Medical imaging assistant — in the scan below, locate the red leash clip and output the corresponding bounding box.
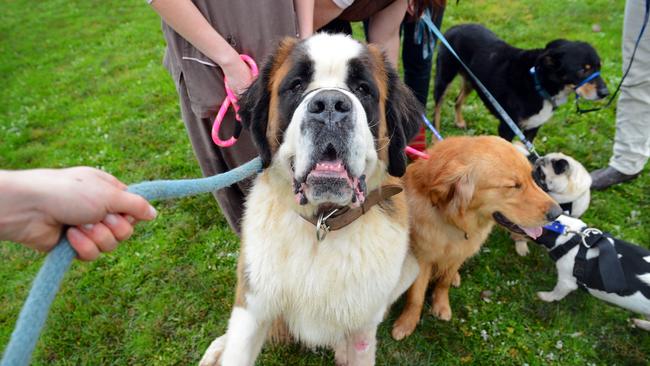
[211,54,259,147]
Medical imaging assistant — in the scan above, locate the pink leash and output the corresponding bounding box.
[211,54,259,147]
[405,146,429,159]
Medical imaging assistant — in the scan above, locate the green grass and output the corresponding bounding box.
[1,0,648,364]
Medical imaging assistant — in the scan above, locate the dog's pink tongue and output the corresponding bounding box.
[522,226,543,239]
[310,160,348,179]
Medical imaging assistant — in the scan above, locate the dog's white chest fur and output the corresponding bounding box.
[242,174,409,346]
[520,100,553,130]
[521,88,571,130]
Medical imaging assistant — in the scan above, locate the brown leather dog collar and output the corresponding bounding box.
[299,184,403,241]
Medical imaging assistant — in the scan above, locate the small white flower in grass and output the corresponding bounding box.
[555,340,563,350]
[480,329,489,341]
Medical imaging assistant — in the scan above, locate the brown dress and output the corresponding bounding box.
[160,0,297,234]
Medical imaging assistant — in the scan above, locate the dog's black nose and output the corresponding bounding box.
[546,204,563,221]
[307,90,352,125]
[597,86,610,98]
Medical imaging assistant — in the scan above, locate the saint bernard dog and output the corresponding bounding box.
[199,33,423,366]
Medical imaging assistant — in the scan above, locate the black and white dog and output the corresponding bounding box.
[433,23,609,141]
[531,215,650,330]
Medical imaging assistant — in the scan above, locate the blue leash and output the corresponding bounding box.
[421,16,540,160]
[0,157,263,366]
[422,114,443,141]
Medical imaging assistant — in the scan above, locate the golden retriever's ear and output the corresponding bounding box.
[447,172,475,218]
[429,166,475,234]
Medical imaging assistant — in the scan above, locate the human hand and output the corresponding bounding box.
[0,167,157,260]
[220,52,255,96]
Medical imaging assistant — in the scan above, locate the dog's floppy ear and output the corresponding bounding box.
[429,163,476,234]
[545,39,570,50]
[239,58,273,167]
[384,61,423,177]
[551,158,570,175]
[239,38,297,168]
[541,39,569,71]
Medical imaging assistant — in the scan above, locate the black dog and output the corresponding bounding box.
[433,23,609,141]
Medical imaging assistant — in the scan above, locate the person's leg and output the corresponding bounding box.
[402,18,428,153]
[402,21,431,105]
[178,75,255,234]
[402,8,444,153]
[402,8,444,106]
[592,0,650,189]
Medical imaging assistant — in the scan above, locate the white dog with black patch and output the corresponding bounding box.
[532,153,591,217]
[199,34,422,366]
[531,215,650,331]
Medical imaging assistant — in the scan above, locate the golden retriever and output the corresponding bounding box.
[391,135,562,340]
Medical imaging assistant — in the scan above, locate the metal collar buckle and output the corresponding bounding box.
[579,228,603,248]
[316,208,339,242]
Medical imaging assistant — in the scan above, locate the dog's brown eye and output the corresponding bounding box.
[290,79,303,92]
[356,83,369,95]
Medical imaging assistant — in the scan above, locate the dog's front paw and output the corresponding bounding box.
[199,335,227,366]
[431,301,452,321]
[537,291,557,302]
[515,241,530,256]
[391,314,419,341]
[452,272,461,288]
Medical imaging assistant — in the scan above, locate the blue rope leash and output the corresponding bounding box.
[0,157,262,366]
[422,114,443,141]
[420,16,540,160]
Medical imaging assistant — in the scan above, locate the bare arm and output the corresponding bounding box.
[295,0,315,38]
[312,0,408,67]
[313,0,345,30]
[367,0,408,67]
[149,0,253,94]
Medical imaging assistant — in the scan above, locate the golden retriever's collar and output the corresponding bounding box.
[300,184,402,241]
